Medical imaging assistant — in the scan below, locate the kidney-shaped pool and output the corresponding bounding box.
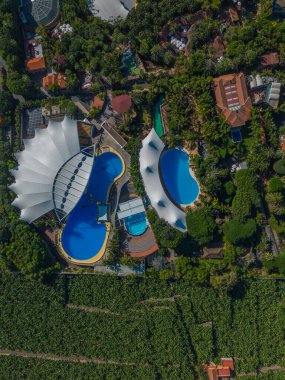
[61,151,124,263]
[160,148,199,207]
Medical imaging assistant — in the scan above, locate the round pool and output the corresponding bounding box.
[124,212,147,236]
[61,152,124,262]
[160,148,199,206]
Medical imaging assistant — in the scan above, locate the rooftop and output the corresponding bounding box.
[117,197,145,220]
[93,96,104,110]
[206,358,235,380]
[20,0,60,29]
[42,73,66,89]
[10,116,92,223]
[213,73,252,128]
[139,129,187,232]
[22,106,45,139]
[111,94,132,114]
[87,0,136,21]
[25,56,46,72]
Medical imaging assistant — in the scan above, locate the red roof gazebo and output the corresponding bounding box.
[111,94,132,114]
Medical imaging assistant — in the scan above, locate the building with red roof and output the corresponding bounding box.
[213,73,252,128]
[92,95,104,110]
[206,358,235,380]
[228,7,240,23]
[42,73,66,90]
[111,94,132,114]
[25,56,46,73]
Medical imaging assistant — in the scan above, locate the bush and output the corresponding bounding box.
[225,181,235,197]
[223,218,257,245]
[267,176,284,193]
[273,160,285,175]
[186,208,216,245]
[264,253,285,275]
[232,169,260,221]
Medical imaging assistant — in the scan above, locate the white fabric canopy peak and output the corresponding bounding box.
[139,129,187,232]
[10,116,93,223]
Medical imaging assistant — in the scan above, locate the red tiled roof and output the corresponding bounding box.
[208,366,219,380]
[42,73,66,89]
[221,358,234,371]
[92,96,104,109]
[213,73,252,127]
[111,94,132,113]
[25,57,46,72]
[261,52,279,66]
[217,367,231,377]
[229,6,239,21]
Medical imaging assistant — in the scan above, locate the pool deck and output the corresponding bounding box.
[121,227,158,258]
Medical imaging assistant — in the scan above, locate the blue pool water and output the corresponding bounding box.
[125,212,147,236]
[61,152,123,261]
[160,148,199,206]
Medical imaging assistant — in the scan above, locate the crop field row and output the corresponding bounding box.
[1,274,285,379]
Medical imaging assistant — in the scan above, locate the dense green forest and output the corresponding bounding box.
[0,273,285,379]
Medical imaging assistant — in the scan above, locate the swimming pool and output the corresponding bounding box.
[153,96,164,137]
[61,151,124,263]
[160,148,199,206]
[124,212,147,236]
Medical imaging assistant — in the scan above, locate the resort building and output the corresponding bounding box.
[19,0,60,30]
[213,73,252,129]
[42,73,67,90]
[10,116,93,223]
[22,106,45,139]
[10,115,127,265]
[206,358,235,380]
[87,0,136,21]
[139,129,187,232]
[25,56,46,73]
[24,38,46,73]
[92,95,105,111]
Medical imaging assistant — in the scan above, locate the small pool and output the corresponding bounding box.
[124,212,147,236]
[153,96,164,137]
[160,148,199,206]
[61,152,124,262]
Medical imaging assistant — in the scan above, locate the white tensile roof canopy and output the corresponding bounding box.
[88,0,136,21]
[10,116,94,223]
[139,129,187,232]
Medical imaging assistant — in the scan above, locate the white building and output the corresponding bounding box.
[10,116,94,223]
[139,129,187,232]
[87,0,136,21]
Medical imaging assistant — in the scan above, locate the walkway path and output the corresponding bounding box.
[0,349,152,367]
[238,364,285,377]
[66,303,121,316]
